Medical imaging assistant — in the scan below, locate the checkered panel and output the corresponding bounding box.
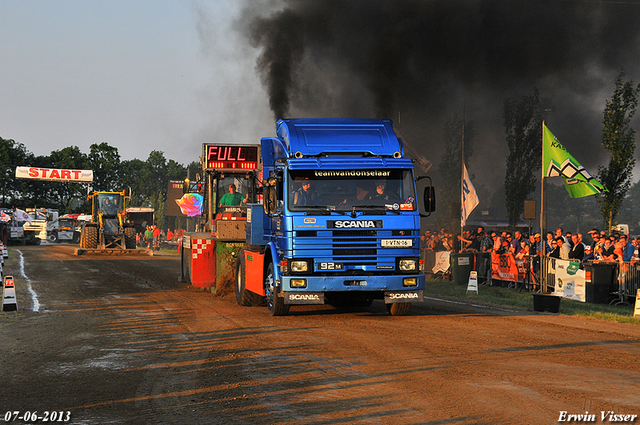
[192,238,213,259]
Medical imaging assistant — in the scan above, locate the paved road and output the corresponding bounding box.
[1,244,640,424]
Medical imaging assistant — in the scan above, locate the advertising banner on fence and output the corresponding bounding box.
[553,259,586,302]
[491,253,518,282]
[15,167,93,183]
[433,251,450,274]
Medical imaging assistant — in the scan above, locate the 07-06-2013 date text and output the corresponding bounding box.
[4,411,71,422]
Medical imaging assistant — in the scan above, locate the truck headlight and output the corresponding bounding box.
[399,259,417,271]
[290,260,309,273]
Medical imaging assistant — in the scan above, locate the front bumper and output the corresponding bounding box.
[280,273,425,305]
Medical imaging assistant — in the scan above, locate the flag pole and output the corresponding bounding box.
[540,121,546,292]
[460,99,465,251]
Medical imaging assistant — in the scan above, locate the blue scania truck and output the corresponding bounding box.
[234,118,435,316]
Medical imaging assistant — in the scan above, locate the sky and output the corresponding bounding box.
[3,0,640,197]
[0,0,274,166]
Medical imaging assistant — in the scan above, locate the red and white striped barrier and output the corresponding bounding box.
[3,275,17,312]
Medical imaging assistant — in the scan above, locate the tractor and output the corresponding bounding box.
[79,191,136,250]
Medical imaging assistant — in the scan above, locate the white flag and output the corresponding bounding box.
[461,164,479,227]
[14,209,32,223]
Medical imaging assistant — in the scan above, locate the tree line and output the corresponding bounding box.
[0,140,199,229]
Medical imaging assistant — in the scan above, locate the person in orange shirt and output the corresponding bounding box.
[152,225,161,250]
[166,228,174,242]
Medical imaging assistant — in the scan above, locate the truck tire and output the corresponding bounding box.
[235,250,265,307]
[386,302,411,316]
[265,262,289,316]
[49,232,58,243]
[72,232,81,244]
[82,226,98,249]
[124,226,136,249]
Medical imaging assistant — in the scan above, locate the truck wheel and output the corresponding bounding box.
[49,232,58,243]
[235,253,247,305]
[72,232,81,244]
[265,262,289,316]
[82,226,98,249]
[124,226,136,249]
[386,302,411,316]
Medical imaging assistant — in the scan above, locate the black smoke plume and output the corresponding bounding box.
[242,0,640,186]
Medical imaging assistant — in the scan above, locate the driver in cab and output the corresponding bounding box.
[102,197,118,216]
[291,178,316,206]
[367,180,391,201]
[219,184,245,206]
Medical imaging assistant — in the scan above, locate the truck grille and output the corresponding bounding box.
[333,248,377,256]
[331,230,377,257]
[291,228,412,271]
[333,230,377,237]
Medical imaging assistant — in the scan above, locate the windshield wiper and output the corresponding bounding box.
[297,205,333,214]
[352,204,402,214]
[353,204,388,210]
[349,205,388,215]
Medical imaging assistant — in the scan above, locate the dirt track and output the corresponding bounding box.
[1,244,640,424]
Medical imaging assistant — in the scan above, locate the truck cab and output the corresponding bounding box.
[239,118,434,316]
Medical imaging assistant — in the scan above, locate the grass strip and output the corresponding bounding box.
[425,278,640,324]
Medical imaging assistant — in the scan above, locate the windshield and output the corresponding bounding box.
[216,175,252,212]
[97,194,122,217]
[287,169,416,212]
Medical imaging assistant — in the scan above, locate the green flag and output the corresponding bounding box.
[543,123,605,198]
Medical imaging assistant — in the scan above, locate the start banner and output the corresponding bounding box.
[16,167,93,182]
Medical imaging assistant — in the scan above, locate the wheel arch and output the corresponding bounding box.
[263,242,282,287]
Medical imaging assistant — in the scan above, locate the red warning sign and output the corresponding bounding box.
[4,276,14,288]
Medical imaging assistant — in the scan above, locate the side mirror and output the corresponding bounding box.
[423,186,436,215]
[264,187,278,215]
[416,176,436,217]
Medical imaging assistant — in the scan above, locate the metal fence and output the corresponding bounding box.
[422,250,639,304]
[615,261,640,304]
[541,256,639,304]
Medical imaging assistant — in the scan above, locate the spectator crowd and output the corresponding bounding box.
[421,226,640,267]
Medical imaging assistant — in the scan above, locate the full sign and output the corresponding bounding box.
[16,167,94,183]
[203,144,259,171]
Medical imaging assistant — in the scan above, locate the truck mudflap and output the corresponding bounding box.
[283,292,325,305]
[384,290,423,303]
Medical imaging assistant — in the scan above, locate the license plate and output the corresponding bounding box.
[381,239,412,247]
